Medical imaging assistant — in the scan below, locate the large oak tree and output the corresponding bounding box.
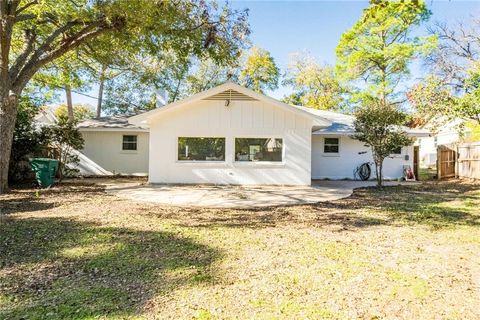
[0,0,249,192]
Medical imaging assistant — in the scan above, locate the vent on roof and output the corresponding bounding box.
[203,89,257,101]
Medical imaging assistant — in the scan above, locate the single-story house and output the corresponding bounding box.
[129,82,429,185]
[77,116,149,175]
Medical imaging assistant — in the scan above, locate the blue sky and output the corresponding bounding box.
[70,0,480,106]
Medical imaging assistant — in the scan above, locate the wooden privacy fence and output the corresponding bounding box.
[437,142,480,180]
[458,142,480,179]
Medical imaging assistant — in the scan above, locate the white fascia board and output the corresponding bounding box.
[406,131,431,137]
[313,131,354,136]
[313,129,431,137]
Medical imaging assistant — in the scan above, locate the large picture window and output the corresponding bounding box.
[235,138,283,162]
[178,137,225,161]
[323,137,339,153]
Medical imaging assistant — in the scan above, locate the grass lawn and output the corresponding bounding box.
[1,180,479,319]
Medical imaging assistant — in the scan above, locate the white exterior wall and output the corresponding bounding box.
[80,130,149,175]
[417,118,466,167]
[312,135,414,180]
[418,132,460,167]
[148,99,313,185]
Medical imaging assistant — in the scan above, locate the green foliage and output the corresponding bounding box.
[465,122,480,142]
[13,1,249,66]
[336,0,436,103]
[148,47,278,102]
[407,75,455,129]
[43,120,85,181]
[456,62,480,124]
[102,72,157,115]
[33,52,90,93]
[54,104,95,123]
[352,98,413,186]
[239,47,280,93]
[11,0,250,111]
[283,52,346,111]
[408,67,480,128]
[9,99,86,183]
[183,58,238,98]
[9,98,48,182]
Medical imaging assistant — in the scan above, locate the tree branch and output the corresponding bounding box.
[27,19,84,64]
[0,0,21,87]
[14,13,36,22]
[15,0,38,15]
[13,21,114,91]
[9,28,36,80]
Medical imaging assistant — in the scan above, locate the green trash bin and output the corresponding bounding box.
[30,158,59,188]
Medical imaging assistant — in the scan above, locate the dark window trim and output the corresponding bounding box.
[234,137,284,162]
[122,135,137,151]
[391,146,402,155]
[177,137,226,162]
[323,137,339,153]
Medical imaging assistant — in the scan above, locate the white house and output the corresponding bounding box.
[77,116,149,175]
[129,82,428,185]
[417,118,471,167]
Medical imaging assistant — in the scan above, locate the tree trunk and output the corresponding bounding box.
[96,65,107,118]
[377,161,383,188]
[0,93,19,193]
[374,161,380,187]
[372,151,384,188]
[65,85,74,123]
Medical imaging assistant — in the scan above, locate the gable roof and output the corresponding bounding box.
[129,82,332,127]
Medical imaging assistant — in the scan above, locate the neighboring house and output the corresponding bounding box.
[34,107,57,127]
[417,118,470,168]
[129,82,428,185]
[77,116,149,175]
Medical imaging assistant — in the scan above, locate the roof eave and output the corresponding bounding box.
[78,127,149,132]
[407,131,431,138]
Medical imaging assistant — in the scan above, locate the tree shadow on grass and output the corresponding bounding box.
[166,182,480,231]
[1,183,106,215]
[338,183,480,229]
[0,217,220,319]
[0,196,54,214]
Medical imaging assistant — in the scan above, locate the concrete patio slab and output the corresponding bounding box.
[102,179,417,209]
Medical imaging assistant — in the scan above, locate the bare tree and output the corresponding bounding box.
[426,19,480,93]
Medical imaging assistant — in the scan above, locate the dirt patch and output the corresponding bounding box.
[1,180,479,319]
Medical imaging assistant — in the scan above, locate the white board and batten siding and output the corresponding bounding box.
[148,99,313,185]
[311,135,414,180]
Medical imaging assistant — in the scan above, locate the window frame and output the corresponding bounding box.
[323,137,340,155]
[233,137,285,164]
[176,136,226,163]
[122,135,138,151]
[390,146,402,156]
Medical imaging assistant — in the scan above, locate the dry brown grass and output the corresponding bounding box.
[1,180,479,319]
